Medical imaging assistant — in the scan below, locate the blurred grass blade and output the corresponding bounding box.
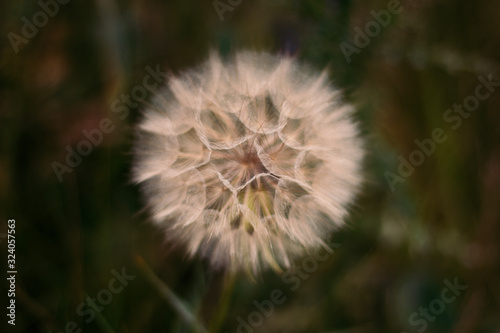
[85,292,116,333]
[134,255,207,333]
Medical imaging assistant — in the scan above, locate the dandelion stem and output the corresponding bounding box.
[133,255,207,333]
[208,272,236,333]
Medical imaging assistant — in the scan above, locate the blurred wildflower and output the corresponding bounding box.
[133,51,364,275]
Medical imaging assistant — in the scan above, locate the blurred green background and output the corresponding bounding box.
[1,0,500,332]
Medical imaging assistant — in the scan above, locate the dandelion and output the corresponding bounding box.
[133,51,364,275]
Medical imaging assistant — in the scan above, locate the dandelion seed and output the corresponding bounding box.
[133,51,364,275]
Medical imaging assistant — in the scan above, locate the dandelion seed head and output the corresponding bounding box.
[133,51,364,275]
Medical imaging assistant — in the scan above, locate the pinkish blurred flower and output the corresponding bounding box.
[133,51,364,275]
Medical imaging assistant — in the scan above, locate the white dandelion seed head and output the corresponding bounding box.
[133,51,364,275]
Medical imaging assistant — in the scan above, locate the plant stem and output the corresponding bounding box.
[208,272,237,333]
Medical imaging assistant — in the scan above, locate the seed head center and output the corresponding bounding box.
[235,148,268,176]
